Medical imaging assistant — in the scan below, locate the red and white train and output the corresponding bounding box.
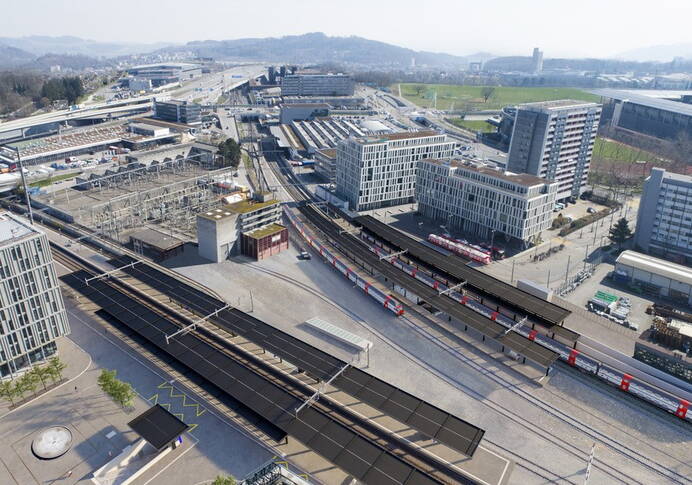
[428,234,492,265]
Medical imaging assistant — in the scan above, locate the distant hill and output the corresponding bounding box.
[616,43,692,62]
[164,32,474,68]
[0,35,175,58]
[0,44,35,68]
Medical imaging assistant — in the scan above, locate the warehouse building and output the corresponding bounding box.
[197,195,282,262]
[0,212,70,378]
[281,73,355,97]
[507,100,601,202]
[127,63,202,87]
[634,168,692,265]
[416,159,558,247]
[240,223,289,260]
[336,130,455,211]
[615,250,692,306]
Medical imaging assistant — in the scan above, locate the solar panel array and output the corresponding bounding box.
[109,254,486,458]
[355,216,573,328]
[301,206,558,368]
[60,270,450,485]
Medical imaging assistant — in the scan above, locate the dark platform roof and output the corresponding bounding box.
[60,270,451,485]
[108,255,485,458]
[129,228,183,251]
[128,404,189,450]
[302,206,558,368]
[355,215,572,328]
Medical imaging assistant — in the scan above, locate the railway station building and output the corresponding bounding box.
[0,212,70,378]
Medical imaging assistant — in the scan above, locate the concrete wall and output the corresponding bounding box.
[197,215,238,263]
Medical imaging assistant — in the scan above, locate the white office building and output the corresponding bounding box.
[281,73,355,97]
[0,213,69,378]
[335,131,455,211]
[507,100,601,202]
[635,168,692,265]
[416,160,559,246]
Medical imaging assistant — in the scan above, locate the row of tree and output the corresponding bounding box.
[97,369,136,409]
[40,76,84,105]
[0,72,84,116]
[0,357,67,407]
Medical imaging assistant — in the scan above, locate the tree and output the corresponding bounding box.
[212,475,237,485]
[32,365,51,391]
[413,84,425,96]
[20,371,38,397]
[217,138,241,168]
[98,369,135,408]
[14,376,28,401]
[0,379,17,406]
[480,86,496,103]
[608,217,633,248]
[98,369,117,395]
[47,357,67,383]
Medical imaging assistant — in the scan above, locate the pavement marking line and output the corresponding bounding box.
[158,382,173,390]
[187,423,198,432]
[160,403,171,411]
[142,433,198,485]
[148,394,159,405]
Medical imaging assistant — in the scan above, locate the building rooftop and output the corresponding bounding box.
[356,129,440,144]
[127,404,189,450]
[227,198,279,215]
[198,207,236,221]
[591,89,692,117]
[652,167,692,184]
[279,103,331,109]
[245,223,286,239]
[0,212,36,246]
[129,228,183,251]
[616,250,692,286]
[317,148,337,159]
[518,99,601,112]
[423,159,551,187]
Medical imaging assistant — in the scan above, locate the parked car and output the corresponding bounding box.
[298,248,311,260]
[587,207,596,214]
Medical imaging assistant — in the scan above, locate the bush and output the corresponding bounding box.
[558,209,611,237]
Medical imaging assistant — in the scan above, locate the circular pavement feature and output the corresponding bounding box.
[31,426,73,459]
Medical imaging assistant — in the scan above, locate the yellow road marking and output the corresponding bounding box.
[188,423,198,432]
[147,394,159,404]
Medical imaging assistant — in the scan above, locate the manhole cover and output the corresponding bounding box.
[32,426,73,459]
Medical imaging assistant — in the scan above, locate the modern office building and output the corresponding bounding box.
[281,73,355,97]
[0,212,70,378]
[127,63,202,87]
[507,100,602,202]
[153,99,202,125]
[416,160,558,246]
[594,89,692,142]
[335,130,455,211]
[634,168,692,265]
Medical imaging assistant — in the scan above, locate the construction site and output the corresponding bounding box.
[32,147,239,243]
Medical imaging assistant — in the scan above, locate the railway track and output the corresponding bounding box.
[260,147,692,485]
[51,241,477,485]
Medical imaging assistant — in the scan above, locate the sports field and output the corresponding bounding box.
[592,138,664,164]
[446,118,495,133]
[396,83,600,110]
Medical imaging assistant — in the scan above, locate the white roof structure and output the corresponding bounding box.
[0,211,35,246]
[305,317,372,352]
[616,250,692,286]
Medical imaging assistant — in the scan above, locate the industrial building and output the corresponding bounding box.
[335,130,455,211]
[507,100,601,202]
[281,73,355,97]
[615,250,692,306]
[126,63,202,87]
[634,168,692,265]
[416,159,558,246]
[197,195,282,262]
[129,227,184,261]
[240,223,289,260]
[0,212,70,378]
[154,99,202,125]
[594,88,692,141]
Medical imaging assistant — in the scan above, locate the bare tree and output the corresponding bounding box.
[480,86,496,103]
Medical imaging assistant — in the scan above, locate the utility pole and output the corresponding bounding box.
[564,255,571,284]
[510,259,516,283]
[584,443,596,484]
[12,147,34,225]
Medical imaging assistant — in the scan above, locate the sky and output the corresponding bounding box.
[3,0,692,58]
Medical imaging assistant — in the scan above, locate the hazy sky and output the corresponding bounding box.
[4,0,692,58]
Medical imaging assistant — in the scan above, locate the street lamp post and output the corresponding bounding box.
[11,147,34,225]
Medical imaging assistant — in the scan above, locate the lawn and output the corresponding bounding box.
[396,83,600,111]
[446,118,496,133]
[592,137,664,164]
[29,172,78,188]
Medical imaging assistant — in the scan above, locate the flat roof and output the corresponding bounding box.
[244,223,285,239]
[280,103,330,109]
[355,130,441,145]
[129,228,183,251]
[317,148,337,159]
[198,207,236,221]
[226,198,279,214]
[423,159,550,187]
[591,88,692,117]
[128,404,189,450]
[0,212,36,246]
[518,99,600,111]
[616,250,692,286]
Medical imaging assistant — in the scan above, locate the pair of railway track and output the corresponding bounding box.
[51,241,476,485]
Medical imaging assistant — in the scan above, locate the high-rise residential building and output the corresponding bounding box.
[281,73,355,97]
[634,168,692,265]
[507,100,602,202]
[0,212,70,378]
[335,131,455,211]
[154,99,202,125]
[532,48,544,73]
[416,160,558,247]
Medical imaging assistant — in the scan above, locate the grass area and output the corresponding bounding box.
[592,137,664,164]
[192,97,203,104]
[29,172,78,188]
[446,118,495,133]
[242,152,258,190]
[216,94,229,104]
[396,83,600,111]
